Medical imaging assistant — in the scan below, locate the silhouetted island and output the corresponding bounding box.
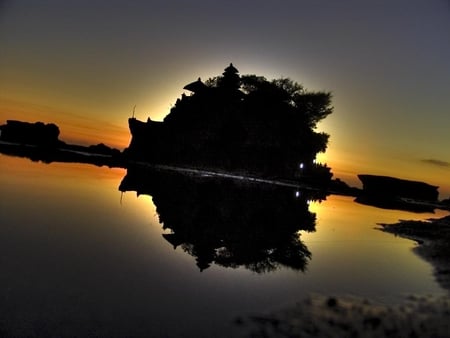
[359,174,439,201]
[355,174,441,213]
[0,120,123,167]
[0,119,61,146]
[124,64,333,186]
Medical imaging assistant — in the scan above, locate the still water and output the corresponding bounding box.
[0,155,448,337]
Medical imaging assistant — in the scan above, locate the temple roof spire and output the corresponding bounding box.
[183,77,207,93]
[220,63,240,89]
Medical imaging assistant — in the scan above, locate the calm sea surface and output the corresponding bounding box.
[1,155,448,337]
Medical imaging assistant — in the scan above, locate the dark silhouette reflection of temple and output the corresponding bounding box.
[119,166,327,272]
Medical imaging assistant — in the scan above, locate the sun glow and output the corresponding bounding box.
[314,152,328,165]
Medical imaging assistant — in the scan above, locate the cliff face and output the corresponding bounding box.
[358,174,439,201]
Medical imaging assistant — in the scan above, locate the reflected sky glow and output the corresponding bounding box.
[0,156,448,337]
[306,196,449,244]
[303,196,449,300]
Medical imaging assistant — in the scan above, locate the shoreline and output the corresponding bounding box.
[379,215,450,291]
[237,294,450,337]
[237,216,450,337]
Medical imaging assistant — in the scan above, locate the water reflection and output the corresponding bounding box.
[2,156,448,337]
[354,195,436,213]
[119,165,328,272]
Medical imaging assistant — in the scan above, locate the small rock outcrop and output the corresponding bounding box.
[0,120,61,147]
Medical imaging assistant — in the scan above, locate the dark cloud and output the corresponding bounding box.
[421,159,450,168]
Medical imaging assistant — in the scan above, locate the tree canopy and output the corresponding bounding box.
[206,73,333,130]
[202,72,333,169]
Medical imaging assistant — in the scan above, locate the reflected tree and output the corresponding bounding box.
[120,165,327,272]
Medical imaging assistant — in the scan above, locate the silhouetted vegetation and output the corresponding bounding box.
[125,64,333,183]
[120,165,327,272]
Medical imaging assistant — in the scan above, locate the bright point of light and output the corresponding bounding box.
[315,152,327,165]
[295,191,300,198]
[299,163,304,169]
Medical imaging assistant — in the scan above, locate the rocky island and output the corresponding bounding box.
[124,64,333,187]
[0,119,123,167]
[355,174,442,212]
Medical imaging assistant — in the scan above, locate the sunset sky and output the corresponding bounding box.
[1,0,449,195]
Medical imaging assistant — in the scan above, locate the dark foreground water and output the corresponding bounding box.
[0,155,448,337]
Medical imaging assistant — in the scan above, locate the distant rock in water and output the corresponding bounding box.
[0,120,61,147]
[87,143,121,157]
[358,174,439,202]
[124,63,333,183]
[0,120,123,167]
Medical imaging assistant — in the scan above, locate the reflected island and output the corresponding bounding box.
[119,165,327,272]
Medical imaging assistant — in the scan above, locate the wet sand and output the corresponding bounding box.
[237,215,450,337]
[380,215,450,290]
[237,294,450,337]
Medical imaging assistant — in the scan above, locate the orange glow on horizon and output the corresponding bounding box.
[58,123,130,150]
[304,195,450,245]
[2,98,449,198]
[0,99,130,150]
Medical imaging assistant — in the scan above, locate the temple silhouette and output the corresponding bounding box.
[124,64,333,184]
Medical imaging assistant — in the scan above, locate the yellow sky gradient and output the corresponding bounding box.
[1,1,449,198]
